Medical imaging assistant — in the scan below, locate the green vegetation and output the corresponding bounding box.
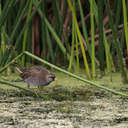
[0,51,128,98]
[0,69,128,100]
[0,0,128,97]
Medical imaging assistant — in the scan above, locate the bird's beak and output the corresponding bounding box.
[54,77,57,81]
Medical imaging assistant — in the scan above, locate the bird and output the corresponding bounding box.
[15,65,56,88]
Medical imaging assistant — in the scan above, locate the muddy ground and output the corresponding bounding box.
[0,72,128,128]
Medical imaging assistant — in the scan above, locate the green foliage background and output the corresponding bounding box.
[0,0,128,82]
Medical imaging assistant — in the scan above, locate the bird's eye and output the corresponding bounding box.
[48,77,53,82]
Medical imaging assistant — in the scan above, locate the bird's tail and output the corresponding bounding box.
[15,67,23,73]
[13,61,24,73]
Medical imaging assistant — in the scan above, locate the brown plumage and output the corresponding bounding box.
[16,66,56,87]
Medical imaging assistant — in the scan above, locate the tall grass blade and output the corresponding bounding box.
[0,0,15,28]
[105,0,127,82]
[75,29,80,72]
[68,18,75,71]
[67,0,91,79]
[90,0,114,74]
[77,0,91,57]
[51,0,60,34]
[46,29,55,63]
[97,0,104,71]
[22,0,33,65]
[41,0,47,59]
[68,0,76,71]
[0,1,5,61]
[103,32,112,73]
[122,0,128,54]
[90,0,96,77]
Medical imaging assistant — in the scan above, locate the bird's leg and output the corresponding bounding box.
[27,84,30,88]
[37,85,41,93]
[27,84,39,97]
[38,85,41,89]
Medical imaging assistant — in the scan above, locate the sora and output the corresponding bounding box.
[16,66,56,88]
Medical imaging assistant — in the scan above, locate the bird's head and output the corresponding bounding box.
[47,74,56,83]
